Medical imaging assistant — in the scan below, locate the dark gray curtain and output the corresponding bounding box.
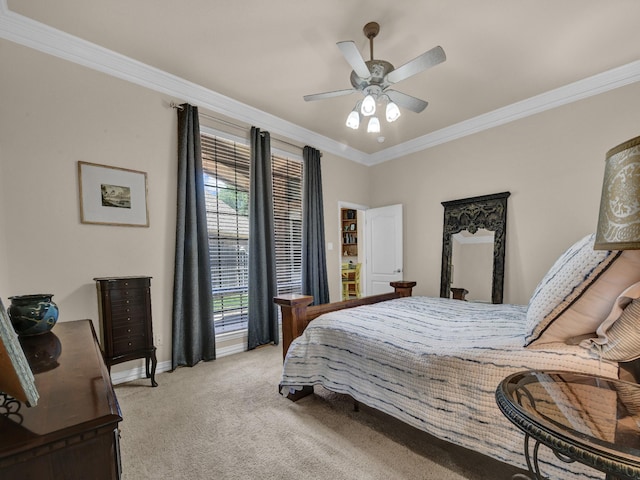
[172,103,216,369]
[247,127,278,349]
[302,146,330,305]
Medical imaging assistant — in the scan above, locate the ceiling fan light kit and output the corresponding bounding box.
[386,101,401,122]
[346,109,360,129]
[304,21,446,136]
[367,117,381,133]
[361,94,377,116]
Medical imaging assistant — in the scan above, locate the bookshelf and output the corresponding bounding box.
[341,208,358,257]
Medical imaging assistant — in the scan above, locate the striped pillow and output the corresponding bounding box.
[580,283,640,361]
[524,234,617,346]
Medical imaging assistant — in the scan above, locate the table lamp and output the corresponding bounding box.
[594,135,640,251]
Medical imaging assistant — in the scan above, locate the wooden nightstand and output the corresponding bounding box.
[94,276,157,387]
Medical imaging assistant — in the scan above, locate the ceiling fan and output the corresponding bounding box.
[303,21,446,131]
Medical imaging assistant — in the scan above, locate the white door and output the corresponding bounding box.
[365,204,403,295]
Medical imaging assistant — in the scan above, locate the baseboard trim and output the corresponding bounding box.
[110,361,172,385]
[110,336,253,385]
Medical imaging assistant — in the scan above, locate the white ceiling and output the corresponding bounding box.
[3,0,640,165]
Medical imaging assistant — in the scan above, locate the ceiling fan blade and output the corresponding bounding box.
[385,90,428,113]
[336,41,371,79]
[385,46,446,84]
[303,89,356,102]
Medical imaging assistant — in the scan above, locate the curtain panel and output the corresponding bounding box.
[172,103,216,369]
[247,127,279,349]
[302,146,330,305]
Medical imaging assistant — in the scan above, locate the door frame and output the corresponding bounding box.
[364,204,404,294]
[338,201,368,297]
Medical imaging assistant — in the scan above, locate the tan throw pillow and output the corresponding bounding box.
[580,282,640,361]
[525,234,614,345]
[525,235,640,346]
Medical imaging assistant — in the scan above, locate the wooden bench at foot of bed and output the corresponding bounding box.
[274,281,416,362]
[274,281,415,401]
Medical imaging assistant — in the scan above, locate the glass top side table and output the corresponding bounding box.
[496,370,640,480]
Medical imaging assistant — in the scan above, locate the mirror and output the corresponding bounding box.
[440,192,510,304]
[451,229,495,302]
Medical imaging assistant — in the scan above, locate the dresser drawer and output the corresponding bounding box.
[108,288,147,303]
[113,322,147,340]
[98,277,150,290]
[111,312,147,329]
[113,333,147,353]
[111,303,147,321]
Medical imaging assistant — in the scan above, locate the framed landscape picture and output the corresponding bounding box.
[78,161,149,227]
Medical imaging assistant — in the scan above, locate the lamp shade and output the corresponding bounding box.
[345,110,360,129]
[361,94,376,116]
[386,101,401,122]
[367,117,380,133]
[594,135,640,250]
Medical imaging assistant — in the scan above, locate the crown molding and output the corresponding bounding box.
[368,60,640,165]
[0,1,369,165]
[2,1,639,167]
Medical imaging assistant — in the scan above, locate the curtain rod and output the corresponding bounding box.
[169,101,311,154]
[170,101,245,132]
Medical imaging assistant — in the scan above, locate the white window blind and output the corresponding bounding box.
[200,132,302,334]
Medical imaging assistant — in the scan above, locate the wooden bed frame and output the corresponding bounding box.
[275,280,640,386]
[274,281,416,399]
[275,281,416,361]
[273,279,640,480]
[275,281,640,387]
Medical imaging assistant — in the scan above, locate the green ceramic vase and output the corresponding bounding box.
[8,294,59,336]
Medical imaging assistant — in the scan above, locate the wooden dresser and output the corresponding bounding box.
[0,320,122,479]
[94,276,157,387]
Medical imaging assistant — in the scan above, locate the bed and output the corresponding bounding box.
[276,234,640,480]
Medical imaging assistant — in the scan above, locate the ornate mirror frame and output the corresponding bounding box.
[440,192,510,304]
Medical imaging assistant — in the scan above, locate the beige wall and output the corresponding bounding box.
[0,40,370,370]
[320,155,370,301]
[369,81,640,304]
[3,37,640,371]
[0,139,7,296]
[0,42,178,372]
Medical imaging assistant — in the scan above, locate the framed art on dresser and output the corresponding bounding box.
[0,297,38,407]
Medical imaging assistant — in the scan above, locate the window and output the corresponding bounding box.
[200,132,302,334]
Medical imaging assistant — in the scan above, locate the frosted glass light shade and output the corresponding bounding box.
[345,110,360,129]
[595,135,640,250]
[361,95,376,116]
[367,117,380,133]
[386,102,401,122]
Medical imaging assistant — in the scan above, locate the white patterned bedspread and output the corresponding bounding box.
[281,296,619,480]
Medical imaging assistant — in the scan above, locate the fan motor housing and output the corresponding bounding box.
[350,60,394,90]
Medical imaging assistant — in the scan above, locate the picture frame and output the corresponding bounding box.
[78,161,149,227]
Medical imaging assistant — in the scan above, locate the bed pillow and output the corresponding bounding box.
[524,234,613,344]
[579,282,640,361]
[524,234,640,346]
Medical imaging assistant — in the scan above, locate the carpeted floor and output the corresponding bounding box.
[115,345,528,479]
